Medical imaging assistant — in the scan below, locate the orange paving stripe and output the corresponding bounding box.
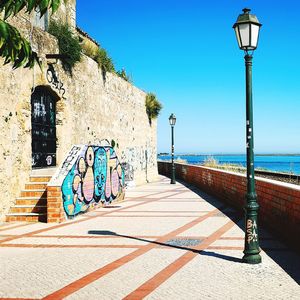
[112,210,210,213]
[123,219,239,300]
[23,235,160,239]
[99,215,205,218]
[0,222,18,228]
[0,188,186,245]
[0,244,143,249]
[0,298,38,300]
[219,237,244,240]
[0,235,15,238]
[0,223,31,232]
[41,207,224,300]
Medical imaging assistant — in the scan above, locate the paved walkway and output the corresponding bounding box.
[0,176,299,299]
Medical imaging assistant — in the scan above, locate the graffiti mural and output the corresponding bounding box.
[120,145,156,184]
[61,145,125,218]
[121,162,134,182]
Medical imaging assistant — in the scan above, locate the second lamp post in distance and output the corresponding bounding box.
[169,113,176,184]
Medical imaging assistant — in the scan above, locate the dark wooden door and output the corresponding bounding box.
[31,88,56,168]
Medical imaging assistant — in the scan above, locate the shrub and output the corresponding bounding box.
[174,157,188,164]
[203,156,219,167]
[145,93,162,125]
[94,47,115,73]
[81,39,98,60]
[116,68,132,83]
[48,21,82,74]
[203,156,245,173]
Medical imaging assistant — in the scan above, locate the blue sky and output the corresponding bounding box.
[77,0,300,154]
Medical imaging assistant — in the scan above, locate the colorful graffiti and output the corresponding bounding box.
[61,145,125,218]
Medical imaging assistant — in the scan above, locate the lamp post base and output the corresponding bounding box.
[242,253,262,264]
[243,197,262,264]
[170,161,176,184]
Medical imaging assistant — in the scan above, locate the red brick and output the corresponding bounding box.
[47,191,61,197]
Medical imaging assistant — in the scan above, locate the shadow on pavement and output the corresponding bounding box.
[199,250,243,263]
[87,228,243,264]
[180,180,300,284]
[88,179,300,283]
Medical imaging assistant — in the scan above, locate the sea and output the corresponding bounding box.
[158,154,300,175]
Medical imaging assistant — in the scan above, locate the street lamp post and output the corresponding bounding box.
[169,113,176,184]
[233,8,262,264]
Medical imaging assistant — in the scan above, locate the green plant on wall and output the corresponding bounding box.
[145,92,162,125]
[94,47,115,73]
[0,0,61,69]
[48,21,82,74]
[116,68,132,83]
[81,38,98,59]
[80,37,134,83]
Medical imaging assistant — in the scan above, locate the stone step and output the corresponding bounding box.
[20,189,47,198]
[25,182,48,190]
[30,168,57,177]
[15,197,47,206]
[6,213,47,223]
[29,176,52,183]
[9,205,47,214]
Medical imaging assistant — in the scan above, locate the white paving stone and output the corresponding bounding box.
[35,216,197,237]
[145,250,300,300]
[0,176,299,299]
[0,247,134,298]
[4,236,156,246]
[66,249,184,300]
[122,201,215,212]
[178,215,230,237]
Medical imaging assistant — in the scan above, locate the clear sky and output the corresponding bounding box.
[77,0,300,154]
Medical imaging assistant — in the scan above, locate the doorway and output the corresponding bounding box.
[31,87,57,168]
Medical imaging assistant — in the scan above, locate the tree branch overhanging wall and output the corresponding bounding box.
[0,0,62,69]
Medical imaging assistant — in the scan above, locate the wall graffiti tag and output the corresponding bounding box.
[61,145,125,218]
[46,64,66,99]
[246,219,258,244]
[121,162,134,182]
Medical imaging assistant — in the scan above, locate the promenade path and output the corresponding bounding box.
[0,175,299,299]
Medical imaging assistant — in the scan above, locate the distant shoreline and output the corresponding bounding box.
[158,153,300,157]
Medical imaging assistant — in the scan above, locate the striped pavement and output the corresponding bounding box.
[0,175,299,299]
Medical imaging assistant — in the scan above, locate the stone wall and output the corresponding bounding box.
[158,161,300,252]
[0,9,158,221]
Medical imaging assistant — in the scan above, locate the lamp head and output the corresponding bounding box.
[233,8,262,53]
[169,113,176,126]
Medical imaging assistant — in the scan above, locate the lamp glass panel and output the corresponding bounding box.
[234,26,242,48]
[239,23,250,48]
[169,117,176,126]
[251,24,260,48]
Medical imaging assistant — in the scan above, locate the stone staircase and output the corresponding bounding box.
[6,168,56,222]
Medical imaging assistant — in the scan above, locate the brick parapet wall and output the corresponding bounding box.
[158,161,300,251]
[47,186,65,223]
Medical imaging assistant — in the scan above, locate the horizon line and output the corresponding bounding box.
[158,153,300,156]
